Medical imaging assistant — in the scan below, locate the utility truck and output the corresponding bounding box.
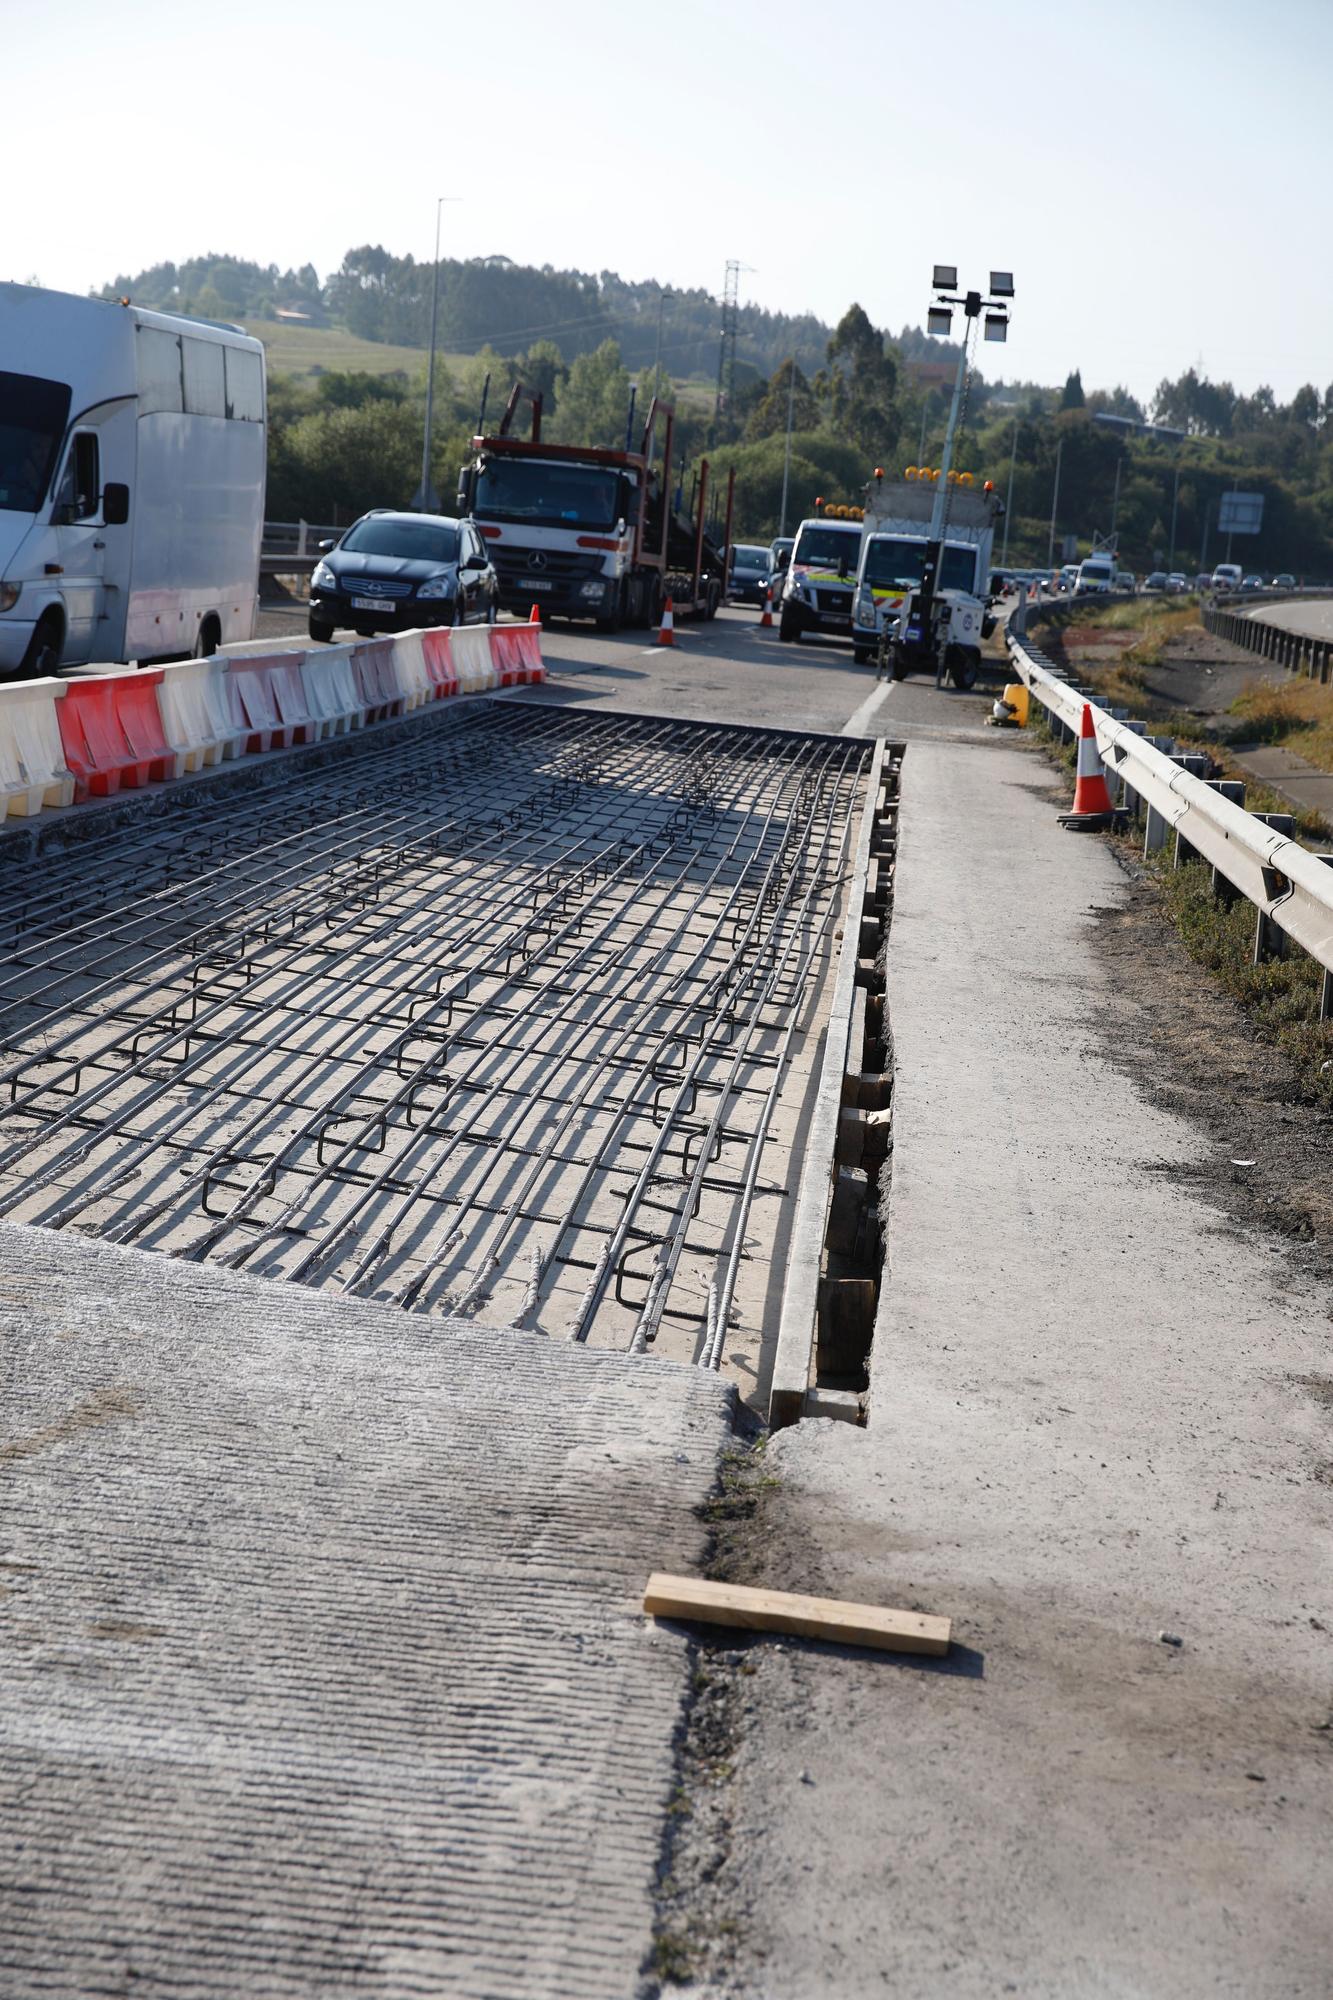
[457,385,733,630]
[850,471,1001,684]
[0,283,266,673]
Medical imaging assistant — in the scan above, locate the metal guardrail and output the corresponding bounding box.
[1202,598,1333,681]
[1006,626,1333,1009]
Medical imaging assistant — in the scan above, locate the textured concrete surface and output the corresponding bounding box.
[720,736,1333,1997]
[0,1224,733,1999]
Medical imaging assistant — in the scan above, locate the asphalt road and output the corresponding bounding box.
[256,596,1009,744]
[1242,595,1333,639]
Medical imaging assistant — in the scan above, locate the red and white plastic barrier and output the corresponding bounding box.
[2,619,544,822]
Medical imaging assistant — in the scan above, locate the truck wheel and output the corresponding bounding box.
[890,644,910,681]
[947,646,979,690]
[19,611,63,678]
[853,644,874,666]
[596,583,624,634]
[194,617,221,658]
[647,577,665,630]
[704,580,720,621]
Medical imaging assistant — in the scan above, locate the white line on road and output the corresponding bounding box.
[842,679,894,736]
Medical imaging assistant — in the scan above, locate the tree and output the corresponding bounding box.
[1060,370,1086,411]
[745,360,820,443]
[818,305,900,459]
[550,339,631,448]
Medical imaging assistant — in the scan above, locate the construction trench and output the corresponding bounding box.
[0,697,897,1404]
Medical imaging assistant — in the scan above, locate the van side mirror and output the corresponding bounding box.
[102,483,130,526]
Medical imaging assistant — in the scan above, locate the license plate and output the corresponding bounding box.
[526,579,554,591]
[351,596,389,612]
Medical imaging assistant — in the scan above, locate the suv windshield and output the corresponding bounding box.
[475,458,625,530]
[0,371,72,514]
[862,538,976,593]
[792,525,862,571]
[341,519,460,563]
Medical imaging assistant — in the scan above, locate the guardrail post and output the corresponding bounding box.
[1318,856,1333,1018]
[1203,782,1247,902]
[1168,757,1215,867]
[1252,812,1297,962]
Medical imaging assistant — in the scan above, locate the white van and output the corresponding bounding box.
[0,283,266,673]
[1210,563,1243,593]
[1075,556,1115,595]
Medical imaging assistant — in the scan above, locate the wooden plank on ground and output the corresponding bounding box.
[643,1572,950,1656]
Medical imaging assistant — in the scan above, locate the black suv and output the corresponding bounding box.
[308,510,499,642]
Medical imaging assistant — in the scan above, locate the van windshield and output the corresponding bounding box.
[862,538,976,593]
[792,526,862,571]
[0,372,71,514]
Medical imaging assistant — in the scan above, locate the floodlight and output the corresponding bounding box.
[927,306,953,337]
[989,271,1015,298]
[932,265,958,293]
[983,312,1008,343]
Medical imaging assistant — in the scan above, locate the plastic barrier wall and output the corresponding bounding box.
[8,623,544,821]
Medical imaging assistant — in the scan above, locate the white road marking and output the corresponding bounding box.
[842,679,894,736]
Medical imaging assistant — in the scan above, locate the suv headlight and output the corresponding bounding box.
[417,574,454,599]
[0,583,19,613]
[312,561,336,591]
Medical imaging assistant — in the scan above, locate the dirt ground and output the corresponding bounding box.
[1043,611,1274,722]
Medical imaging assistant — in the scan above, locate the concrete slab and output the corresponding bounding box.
[719,736,1333,1997]
[0,1223,733,1998]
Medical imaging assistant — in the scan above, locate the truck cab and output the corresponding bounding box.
[777,517,864,643]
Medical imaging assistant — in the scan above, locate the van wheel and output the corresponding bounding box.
[947,646,979,690]
[778,608,797,643]
[20,611,63,678]
[853,644,873,665]
[194,616,221,658]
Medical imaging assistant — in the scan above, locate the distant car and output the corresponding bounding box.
[1241,574,1264,592]
[728,542,776,608]
[309,510,498,641]
[1143,571,1168,593]
[1166,573,1189,593]
[1115,572,1137,594]
[1272,572,1297,589]
[769,536,795,580]
[1194,573,1212,590]
[1211,563,1243,593]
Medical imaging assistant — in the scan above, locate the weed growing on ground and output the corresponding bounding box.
[1138,853,1333,1107]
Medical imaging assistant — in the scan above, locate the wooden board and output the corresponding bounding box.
[642,1572,950,1657]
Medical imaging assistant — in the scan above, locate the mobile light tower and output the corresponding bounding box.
[917,267,1012,680]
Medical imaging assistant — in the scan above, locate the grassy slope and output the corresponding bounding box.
[241,320,719,411]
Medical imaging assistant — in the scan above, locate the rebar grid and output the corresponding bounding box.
[0,705,872,1369]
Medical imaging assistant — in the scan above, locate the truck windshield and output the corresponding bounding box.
[341,519,460,562]
[792,527,862,571]
[862,538,976,593]
[475,459,624,530]
[0,371,71,514]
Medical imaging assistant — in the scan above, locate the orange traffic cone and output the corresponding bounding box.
[529,602,542,626]
[656,596,675,647]
[759,585,774,629]
[1059,704,1121,829]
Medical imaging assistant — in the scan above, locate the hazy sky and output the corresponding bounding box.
[10,0,1330,403]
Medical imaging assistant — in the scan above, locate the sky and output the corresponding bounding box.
[9,0,1331,405]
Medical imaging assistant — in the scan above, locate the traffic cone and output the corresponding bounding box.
[1058,704,1121,830]
[759,586,774,629]
[656,596,675,647]
[528,603,542,626]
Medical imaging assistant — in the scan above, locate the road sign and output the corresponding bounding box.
[1218,491,1264,536]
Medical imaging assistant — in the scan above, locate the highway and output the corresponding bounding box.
[1242,594,1333,639]
[3,603,1330,1999]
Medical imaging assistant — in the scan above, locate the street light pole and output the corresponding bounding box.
[778,359,797,538]
[1047,435,1064,570]
[1001,413,1018,569]
[1168,458,1182,572]
[416,195,457,513]
[652,289,671,379]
